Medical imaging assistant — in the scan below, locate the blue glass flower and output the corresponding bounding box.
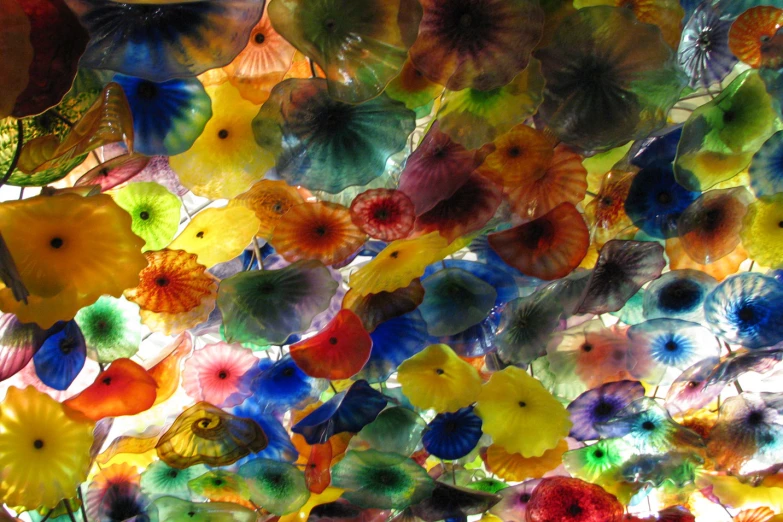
[114,75,212,156]
[422,406,483,461]
[230,401,298,464]
[355,310,430,384]
[419,268,498,337]
[292,380,388,444]
[424,259,519,357]
[643,269,718,322]
[67,0,263,81]
[249,356,328,413]
[631,127,682,170]
[595,397,704,454]
[566,380,645,441]
[628,319,721,385]
[624,165,700,239]
[704,273,783,349]
[750,130,783,197]
[678,2,738,89]
[33,320,86,390]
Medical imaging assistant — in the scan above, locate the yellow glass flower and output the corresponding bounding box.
[348,232,451,295]
[169,83,275,199]
[168,206,259,268]
[475,366,572,457]
[741,194,783,269]
[0,193,147,328]
[230,179,307,240]
[485,439,568,481]
[397,344,482,413]
[0,386,95,511]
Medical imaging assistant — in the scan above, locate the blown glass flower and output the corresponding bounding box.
[124,249,218,335]
[271,201,366,266]
[751,130,783,197]
[170,82,275,199]
[218,259,338,345]
[140,461,208,500]
[495,292,564,365]
[535,6,686,151]
[488,203,589,280]
[113,74,212,156]
[350,189,416,242]
[567,380,646,441]
[397,343,482,413]
[65,0,263,81]
[485,440,568,482]
[729,6,783,69]
[678,1,737,89]
[0,386,94,510]
[183,342,258,408]
[32,319,86,391]
[419,268,498,337]
[156,402,268,469]
[268,0,418,103]
[112,181,181,252]
[169,206,259,268]
[741,193,783,268]
[239,458,310,515]
[223,10,297,105]
[230,179,306,240]
[409,0,544,91]
[677,187,753,264]
[674,69,781,191]
[331,450,435,509]
[642,269,717,322]
[476,366,571,457]
[252,78,415,193]
[355,310,430,383]
[422,406,483,461]
[0,193,146,328]
[628,318,721,385]
[435,60,545,150]
[526,476,624,522]
[704,273,783,349]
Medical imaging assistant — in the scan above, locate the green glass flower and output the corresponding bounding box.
[332,450,436,509]
[675,69,783,191]
[112,181,181,251]
[74,296,141,363]
[140,461,209,500]
[238,458,310,515]
[348,407,427,457]
[268,0,420,103]
[253,78,415,193]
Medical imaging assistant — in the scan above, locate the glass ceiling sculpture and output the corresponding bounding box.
[1,0,783,521]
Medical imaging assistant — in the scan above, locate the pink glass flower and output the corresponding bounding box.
[183,342,258,407]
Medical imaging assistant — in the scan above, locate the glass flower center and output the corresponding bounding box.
[196,231,205,238]
[594,449,604,458]
[156,277,170,287]
[254,32,265,44]
[218,371,228,379]
[659,279,701,312]
[137,81,157,100]
[328,337,338,345]
[747,411,765,426]
[568,503,583,516]
[518,401,527,407]
[139,211,150,220]
[664,340,679,351]
[641,420,656,431]
[218,129,229,139]
[33,439,44,449]
[594,400,614,416]
[582,343,593,352]
[50,237,64,249]
[656,191,672,205]
[435,368,445,375]
[103,377,112,385]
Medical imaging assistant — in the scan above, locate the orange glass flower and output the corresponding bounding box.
[729,6,783,68]
[290,310,372,380]
[476,125,555,189]
[230,179,307,240]
[489,203,589,280]
[271,201,367,265]
[224,9,297,105]
[64,358,158,421]
[506,144,588,222]
[124,249,218,335]
[0,193,147,328]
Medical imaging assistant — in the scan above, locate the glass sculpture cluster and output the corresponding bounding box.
[1,0,783,520]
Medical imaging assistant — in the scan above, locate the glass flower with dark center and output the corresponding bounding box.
[567,380,646,441]
[535,6,686,151]
[409,0,543,91]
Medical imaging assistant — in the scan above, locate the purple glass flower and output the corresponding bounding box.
[566,380,645,441]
